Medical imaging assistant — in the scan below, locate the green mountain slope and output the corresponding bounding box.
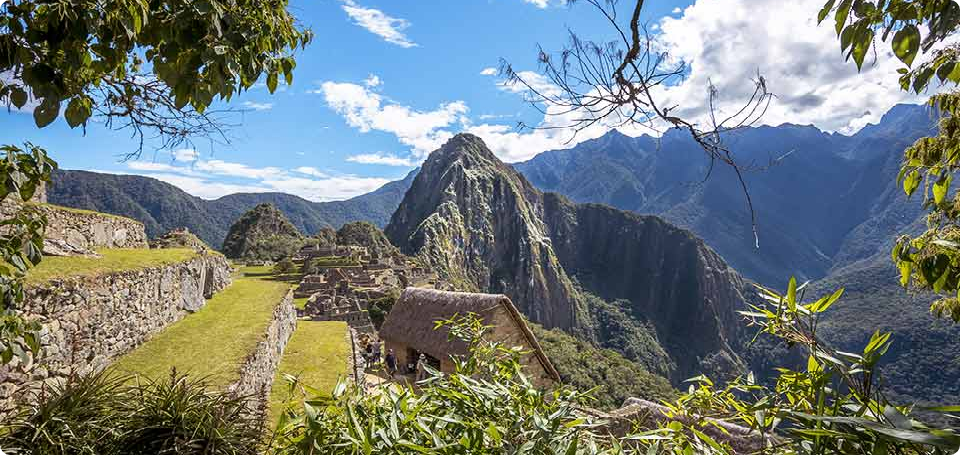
[47,169,417,249]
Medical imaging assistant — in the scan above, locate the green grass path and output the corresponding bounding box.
[268,321,350,425]
[111,266,292,388]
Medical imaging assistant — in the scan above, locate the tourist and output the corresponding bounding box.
[372,340,382,365]
[415,353,427,381]
[364,342,374,366]
[385,349,397,378]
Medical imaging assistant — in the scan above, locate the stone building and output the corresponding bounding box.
[378,288,560,387]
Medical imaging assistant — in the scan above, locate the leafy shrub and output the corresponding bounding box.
[366,290,399,329]
[273,257,296,275]
[271,314,627,454]
[530,323,676,410]
[0,371,262,455]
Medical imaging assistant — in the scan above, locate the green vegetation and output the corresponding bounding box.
[0,371,262,455]
[25,248,197,286]
[222,204,304,261]
[293,296,310,310]
[268,321,350,426]
[273,314,621,454]
[273,257,296,275]
[335,221,398,257]
[579,291,675,379]
[0,144,57,365]
[367,290,399,329]
[531,323,675,410]
[111,266,290,387]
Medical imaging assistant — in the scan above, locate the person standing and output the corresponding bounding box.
[415,353,427,381]
[372,339,382,365]
[385,349,398,379]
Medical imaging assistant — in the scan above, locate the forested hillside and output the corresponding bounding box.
[47,169,416,249]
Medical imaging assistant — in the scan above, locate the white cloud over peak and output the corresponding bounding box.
[347,152,416,167]
[317,80,469,157]
[340,0,417,48]
[651,0,935,134]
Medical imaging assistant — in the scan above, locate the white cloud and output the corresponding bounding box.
[294,166,330,178]
[340,0,417,48]
[364,74,383,87]
[523,0,549,7]
[172,148,199,162]
[650,0,938,134]
[497,71,562,98]
[127,161,181,172]
[347,152,416,167]
[241,101,274,111]
[480,67,498,76]
[116,158,391,202]
[671,7,682,13]
[317,80,468,158]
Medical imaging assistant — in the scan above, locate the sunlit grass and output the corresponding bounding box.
[111,266,293,388]
[268,321,350,426]
[26,248,198,286]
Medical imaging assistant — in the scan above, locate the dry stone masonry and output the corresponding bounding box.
[228,289,297,416]
[0,252,232,414]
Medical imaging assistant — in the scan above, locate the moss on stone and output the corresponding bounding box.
[25,248,199,286]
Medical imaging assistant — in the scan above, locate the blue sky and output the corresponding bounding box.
[1,0,929,201]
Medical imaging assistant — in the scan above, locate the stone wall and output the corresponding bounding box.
[347,328,367,390]
[39,204,149,250]
[0,252,232,414]
[227,289,297,416]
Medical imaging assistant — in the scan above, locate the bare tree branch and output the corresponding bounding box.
[501,0,775,247]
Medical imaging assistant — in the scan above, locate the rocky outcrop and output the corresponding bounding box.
[0,253,232,414]
[228,290,296,416]
[385,134,582,330]
[39,204,149,249]
[542,196,748,378]
[222,203,303,259]
[150,227,209,250]
[386,133,749,380]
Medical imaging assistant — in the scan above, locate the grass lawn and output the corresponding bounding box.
[111,266,293,388]
[268,321,350,426]
[293,296,309,310]
[26,248,198,286]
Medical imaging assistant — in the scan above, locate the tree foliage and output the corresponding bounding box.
[818,0,960,321]
[1,0,311,153]
[0,143,56,367]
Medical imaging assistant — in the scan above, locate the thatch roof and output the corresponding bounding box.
[379,288,560,382]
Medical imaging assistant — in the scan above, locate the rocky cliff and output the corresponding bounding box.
[222,203,303,259]
[386,134,582,331]
[386,134,750,379]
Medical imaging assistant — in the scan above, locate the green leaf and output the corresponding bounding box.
[835,0,852,35]
[64,96,92,128]
[787,276,798,311]
[852,26,875,70]
[892,25,921,67]
[9,87,27,109]
[33,97,60,128]
[266,72,278,94]
[934,173,953,204]
[818,0,836,23]
[903,168,921,196]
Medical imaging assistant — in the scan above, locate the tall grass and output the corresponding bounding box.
[0,371,262,455]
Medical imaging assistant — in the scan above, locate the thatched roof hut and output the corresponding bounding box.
[379,288,560,386]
